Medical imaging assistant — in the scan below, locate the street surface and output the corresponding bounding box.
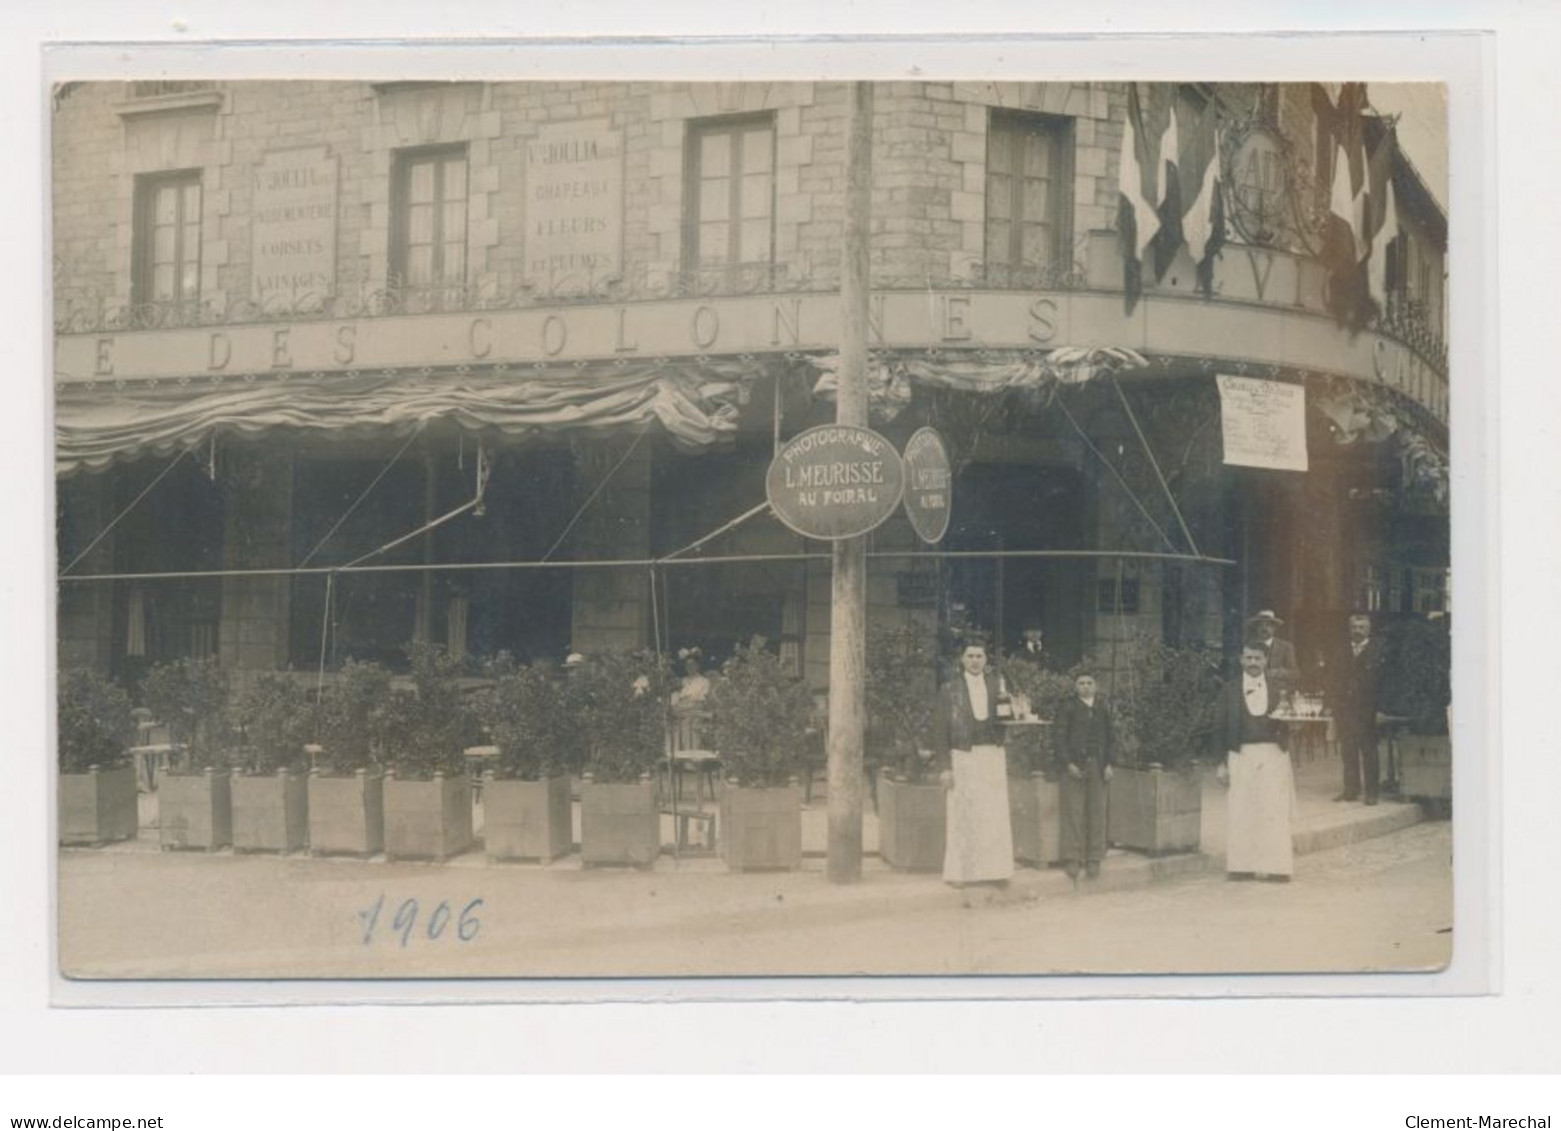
[58,820,1450,980]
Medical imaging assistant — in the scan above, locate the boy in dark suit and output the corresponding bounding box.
[1055,669,1114,882]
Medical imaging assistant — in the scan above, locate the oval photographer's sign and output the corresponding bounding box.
[766,424,905,540]
[901,428,952,544]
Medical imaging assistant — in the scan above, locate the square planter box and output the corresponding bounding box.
[1008,772,1062,867]
[59,762,139,846]
[484,774,572,863]
[158,769,232,851]
[1107,766,1202,854]
[231,770,309,853]
[720,783,803,872]
[877,771,946,872]
[308,770,385,857]
[1398,734,1452,806]
[384,773,475,861]
[580,777,660,868]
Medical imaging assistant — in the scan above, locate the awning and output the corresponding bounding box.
[808,346,1150,420]
[55,358,776,476]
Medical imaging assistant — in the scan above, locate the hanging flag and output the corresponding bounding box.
[1174,97,1223,296]
[1312,83,1339,198]
[1320,83,1377,331]
[1148,91,1183,281]
[1366,129,1399,305]
[1117,82,1175,312]
[1329,137,1359,262]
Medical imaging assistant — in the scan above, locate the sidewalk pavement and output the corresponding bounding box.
[106,750,1427,918]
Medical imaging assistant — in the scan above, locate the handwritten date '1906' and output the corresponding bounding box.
[358,893,484,948]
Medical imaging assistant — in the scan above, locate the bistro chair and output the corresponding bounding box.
[664,706,720,850]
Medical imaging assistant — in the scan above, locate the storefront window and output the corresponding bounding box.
[289,444,575,671]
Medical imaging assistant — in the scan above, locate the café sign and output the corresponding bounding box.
[765,424,905,540]
[900,427,952,544]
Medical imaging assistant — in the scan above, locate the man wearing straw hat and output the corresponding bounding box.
[1246,609,1299,690]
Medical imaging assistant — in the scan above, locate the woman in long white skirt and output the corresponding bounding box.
[1219,642,1298,881]
[944,745,1014,884]
[933,641,1014,886]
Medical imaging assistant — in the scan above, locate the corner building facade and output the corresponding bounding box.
[52,80,1449,691]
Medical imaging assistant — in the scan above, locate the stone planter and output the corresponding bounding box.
[720,781,803,872]
[384,772,475,861]
[1008,771,1062,867]
[231,769,309,853]
[580,775,660,868]
[1107,765,1202,854]
[483,774,572,863]
[876,770,946,871]
[59,762,138,846]
[308,770,384,857]
[158,768,232,851]
[1398,734,1452,814]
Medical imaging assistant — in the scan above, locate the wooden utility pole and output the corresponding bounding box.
[826,80,873,884]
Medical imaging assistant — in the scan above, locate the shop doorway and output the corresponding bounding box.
[943,463,1088,667]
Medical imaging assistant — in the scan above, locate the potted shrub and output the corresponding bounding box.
[866,624,944,871]
[477,654,578,863]
[229,673,313,853]
[57,668,139,846]
[309,658,391,857]
[380,642,479,862]
[998,656,1078,867]
[576,650,669,868]
[1382,615,1452,814]
[143,657,234,851]
[709,637,813,872]
[1105,637,1222,854]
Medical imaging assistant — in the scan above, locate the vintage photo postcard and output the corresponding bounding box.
[51,71,1459,985]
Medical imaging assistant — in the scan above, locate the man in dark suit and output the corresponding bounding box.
[1247,610,1299,689]
[1055,670,1114,882]
[1333,612,1386,804]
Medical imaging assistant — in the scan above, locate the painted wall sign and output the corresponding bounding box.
[524,120,624,294]
[1217,374,1309,472]
[251,147,338,306]
[56,290,1447,425]
[765,424,905,540]
[900,427,952,544]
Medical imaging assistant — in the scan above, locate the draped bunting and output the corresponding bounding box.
[1314,378,1449,506]
[55,359,768,476]
[809,346,1149,422]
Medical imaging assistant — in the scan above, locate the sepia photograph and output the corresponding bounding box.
[51,74,1455,982]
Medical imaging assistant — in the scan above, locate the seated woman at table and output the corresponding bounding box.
[671,647,711,711]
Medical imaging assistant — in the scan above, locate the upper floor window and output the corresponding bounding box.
[684,114,775,289]
[133,170,202,308]
[390,145,469,293]
[985,111,1074,284]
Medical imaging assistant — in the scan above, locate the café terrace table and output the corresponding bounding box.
[1270,712,1333,764]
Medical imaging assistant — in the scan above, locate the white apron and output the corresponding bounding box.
[1226,741,1297,876]
[943,745,1015,884]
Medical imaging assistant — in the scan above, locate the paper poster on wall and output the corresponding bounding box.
[1216,374,1309,472]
